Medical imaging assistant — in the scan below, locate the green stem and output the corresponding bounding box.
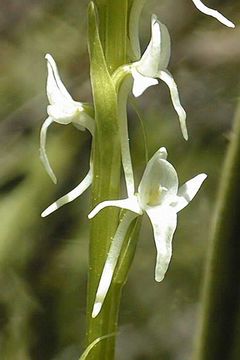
[95,0,128,73]
[86,2,146,358]
[86,2,130,359]
[194,105,240,359]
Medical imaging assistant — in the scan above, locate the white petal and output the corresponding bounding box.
[138,151,178,208]
[88,196,142,219]
[132,68,158,97]
[92,212,138,318]
[136,15,171,77]
[191,0,235,28]
[41,167,93,217]
[153,16,171,69]
[173,173,207,212]
[158,70,188,140]
[45,54,73,105]
[39,116,57,184]
[146,206,177,282]
[47,104,76,125]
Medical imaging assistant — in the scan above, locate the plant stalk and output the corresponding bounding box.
[86,1,132,359]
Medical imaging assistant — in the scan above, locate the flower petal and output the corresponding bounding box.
[45,54,73,105]
[132,68,158,97]
[136,15,171,77]
[88,196,142,219]
[146,206,177,282]
[39,116,57,184]
[158,70,188,140]
[191,0,235,28]
[92,212,138,318]
[41,167,93,217]
[138,150,178,208]
[172,173,207,212]
[47,104,77,125]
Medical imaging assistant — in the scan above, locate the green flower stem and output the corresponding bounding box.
[94,0,128,73]
[195,105,240,359]
[86,2,142,359]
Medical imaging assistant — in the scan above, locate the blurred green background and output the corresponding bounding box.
[0,1,239,359]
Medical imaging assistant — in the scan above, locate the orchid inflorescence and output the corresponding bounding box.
[40,1,234,318]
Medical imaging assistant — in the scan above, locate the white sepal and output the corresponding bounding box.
[45,53,73,105]
[191,0,235,28]
[172,173,207,212]
[136,15,171,77]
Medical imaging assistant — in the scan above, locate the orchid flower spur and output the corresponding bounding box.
[40,54,95,184]
[88,147,207,317]
[191,0,235,28]
[128,15,188,140]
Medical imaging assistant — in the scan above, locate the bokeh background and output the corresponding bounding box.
[0,0,239,359]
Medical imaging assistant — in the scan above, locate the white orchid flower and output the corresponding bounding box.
[88,147,207,317]
[128,15,188,140]
[191,0,235,28]
[40,54,95,217]
[40,54,95,184]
